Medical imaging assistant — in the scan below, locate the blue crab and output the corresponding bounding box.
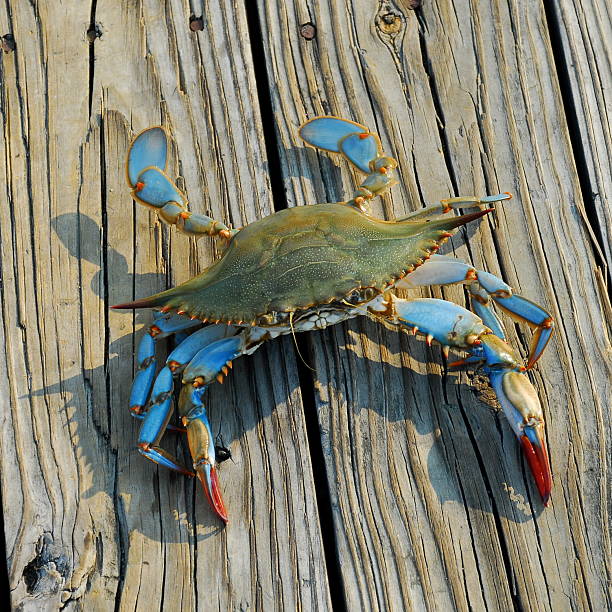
[113,117,554,522]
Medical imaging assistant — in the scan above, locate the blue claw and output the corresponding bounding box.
[488,367,552,505]
[197,458,228,523]
[132,167,186,209]
[127,127,167,187]
[178,387,228,522]
[137,367,193,475]
[299,116,368,153]
[167,325,238,373]
[339,132,379,173]
[182,336,243,385]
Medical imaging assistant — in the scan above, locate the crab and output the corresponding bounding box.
[112,117,555,522]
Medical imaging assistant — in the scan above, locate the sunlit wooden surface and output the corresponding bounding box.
[1,1,609,610]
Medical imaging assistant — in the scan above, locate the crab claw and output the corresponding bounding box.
[180,388,229,523]
[489,369,552,505]
[127,126,167,187]
[520,421,552,506]
[195,461,229,524]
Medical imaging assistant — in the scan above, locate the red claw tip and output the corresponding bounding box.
[520,433,552,506]
[198,466,229,524]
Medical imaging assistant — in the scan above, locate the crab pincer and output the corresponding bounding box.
[488,367,552,505]
[390,298,553,504]
[180,387,229,523]
[175,336,243,523]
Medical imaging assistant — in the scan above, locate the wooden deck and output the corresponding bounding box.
[1,1,610,610]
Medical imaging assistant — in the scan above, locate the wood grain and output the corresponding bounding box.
[549,0,612,271]
[1,0,610,610]
[0,1,329,610]
[256,0,611,610]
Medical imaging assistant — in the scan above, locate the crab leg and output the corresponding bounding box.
[126,126,236,239]
[166,324,240,373]
[397,255,507,337]
[130,321,250,511]
[371,295,553,504]
[137,366,193,475]
[182,336,244,386]
[383,297,489,352]
[116,288,270,523]
[396,254,554,366]
[397,192,512,223]
[493,295,554,368]
[402,196,472,221]
[131,319,229,475]
[298,116,400,213]
[177,330,269,522]
[179,386,228,523]
[481,335,552,504]
[128,313,201,417]
[129,333,157,417]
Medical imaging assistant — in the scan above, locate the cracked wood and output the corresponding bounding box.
[0,0,610,611]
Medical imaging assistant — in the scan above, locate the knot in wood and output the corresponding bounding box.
[300,23,317,40]
[378,13,402,34]
[189,15,204,32]
[86,25,102,43]
[1,34,15,53]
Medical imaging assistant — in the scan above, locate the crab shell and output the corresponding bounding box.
[118,203,490,324]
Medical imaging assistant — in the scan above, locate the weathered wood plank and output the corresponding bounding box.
[2,0,610,609]
[549,0,612,270]
[1,0,330,609]
[0,5,114,611]
[420,4,611,609]
[256,0,611,610]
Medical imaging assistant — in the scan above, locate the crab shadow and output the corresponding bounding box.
[43,212,542,545]
[52,212,163,301]
[310,319,545,523]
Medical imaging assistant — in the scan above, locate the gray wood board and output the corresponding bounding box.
[0,1,329,610]
[257,0,611,610]
[0,0,610,610]
[551,0,612,270]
